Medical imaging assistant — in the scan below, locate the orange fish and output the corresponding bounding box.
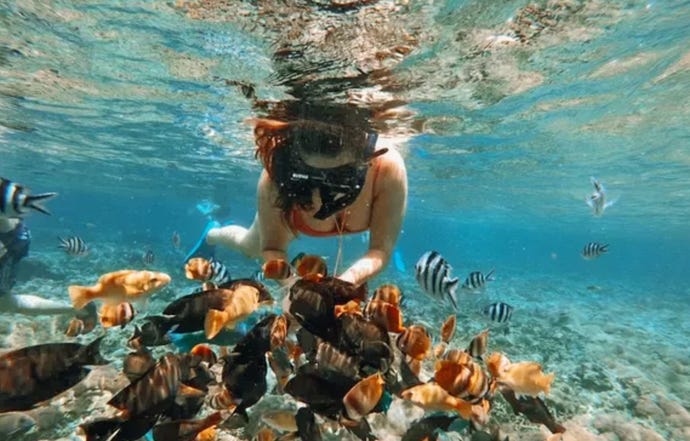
[205,284,273,339]
[68,270,171,309]
[401,382,473,419]
[262,259,292,280]
[184,257,213,281]
[292,253,328,278]
[445,348,472,365]
[372,284,402,306]
[433,342,447,359]
[434,359,490,403]
[195,426,217,441]
[364,299,405,333]
[270,314,288,350]
[397,325,432,361]
[334,300,362,318]
[99,302,136,328]
[440,314,456,344]
[487,352,554,397]
[190,344,217,366]
[342,373,385,421]
[64,318,84,337]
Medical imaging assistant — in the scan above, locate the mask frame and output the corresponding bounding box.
[288,132,387,220]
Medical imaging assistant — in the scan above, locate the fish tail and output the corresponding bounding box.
[204,309,229,340]
[485,269,496,281]
[447,278,460,310]
[68,284,98,309]
[78,335,108,365]
[24,192,57,215]
[453,397,474,420]
[600,244,609,253]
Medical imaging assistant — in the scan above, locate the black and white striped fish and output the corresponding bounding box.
[1,177,57,217]
[58,236,88,255]
[582,242,608,260]
[482,302,513,323]
[414,250,459,309]
[462,270,495,290]
[208,258,231,285]
[142,249,155,265]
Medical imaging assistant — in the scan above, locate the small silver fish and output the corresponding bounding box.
[58,235,88,255]
[482,302,513,323]
[586,177,616,216]
[462,270,495,290]
[582,242,608,259]
[142,249,155,265]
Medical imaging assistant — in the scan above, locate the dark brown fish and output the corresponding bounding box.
[123,348,156,383]
[295,407,323,441]
[162,279,271,334]
[0,336,107,412]
[108,353,192,418]
[401,414,458,441]
[152,411,223,441]
[77,414,157,441]
[284,365,356,418]
[289,279,337,341]
[500,388,565,434]
[220,314,278,419]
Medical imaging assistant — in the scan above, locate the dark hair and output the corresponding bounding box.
[254,102,373,217]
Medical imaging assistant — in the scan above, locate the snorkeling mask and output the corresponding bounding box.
[289,132,387,220]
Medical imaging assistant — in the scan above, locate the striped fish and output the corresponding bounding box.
[462,270,495,290]
[142,249,155,265]
[208,258,231,285]
[58,236,88,255]
[414,250,459,309]
[0,177,57,217]
[482,302,513,323]
[582,242,608,259]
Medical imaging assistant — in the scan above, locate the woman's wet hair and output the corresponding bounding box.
[254,101,374,217]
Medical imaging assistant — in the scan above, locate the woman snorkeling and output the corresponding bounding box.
[205,102,407,287]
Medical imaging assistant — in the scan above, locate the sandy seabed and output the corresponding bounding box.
[2,244,689,441]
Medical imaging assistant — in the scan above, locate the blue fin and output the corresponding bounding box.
[393,248,406,273]
[183,220,220,263]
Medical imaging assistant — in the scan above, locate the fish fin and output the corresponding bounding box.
[204,309,228,340]
[24,192,57,215]
[446,278,460,310]
[605,197,618,209]
[77,335,108,365]
[68,284,98,310]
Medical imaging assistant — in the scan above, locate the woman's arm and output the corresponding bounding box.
[339,148,408,286]
[257,170,295,263]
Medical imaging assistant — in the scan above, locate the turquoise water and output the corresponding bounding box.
[2,1,690,440]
